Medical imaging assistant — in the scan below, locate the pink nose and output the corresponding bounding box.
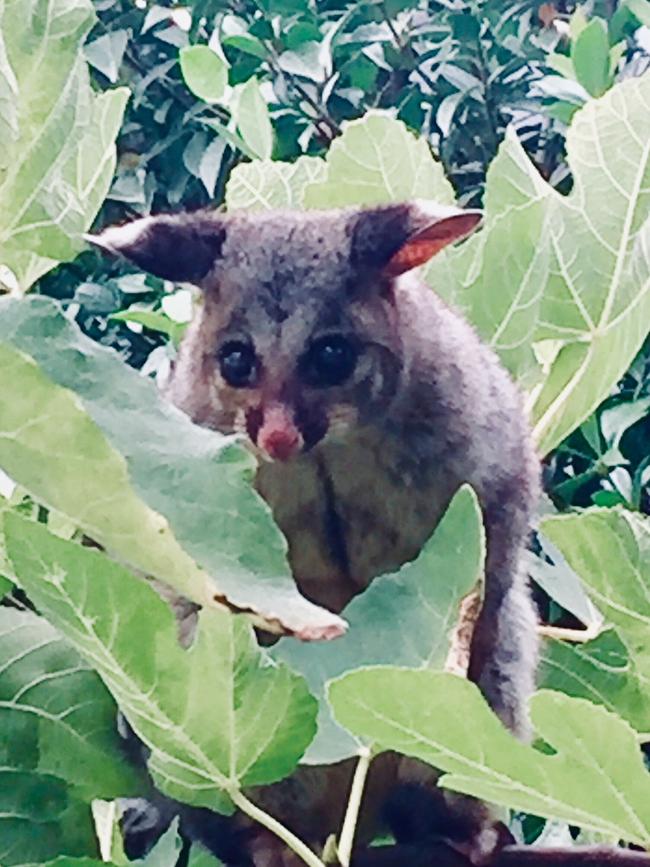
[260,427,301,461]
[256,404,302,461]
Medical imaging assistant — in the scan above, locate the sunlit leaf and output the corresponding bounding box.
[542,507,650,714]
[530,75,650,453]
[226,156,326,210]
[303,111,455,207]
[329,670,650,844]
[0,0,128,291]
[0,296,345,640]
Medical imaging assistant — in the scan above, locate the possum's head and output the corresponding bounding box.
[89,203,480,462]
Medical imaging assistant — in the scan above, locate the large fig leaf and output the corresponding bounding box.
[541,507,650,725]
[274,486,484,764]
[0,0,128,291]
[329,669,650,845]
[425,128,551,383]
[302,111,454,207]
[226,155,326,210]
[5,513,318,812]
[0,607,141,800]
[530,74,650,453]
[0,296,345,640]
[0,785,96,867]
[0,604,139,864]
[539,629,650,733]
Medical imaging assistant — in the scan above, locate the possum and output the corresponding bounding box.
[92,201,540,866]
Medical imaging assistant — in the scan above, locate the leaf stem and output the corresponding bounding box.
[230,788,327,867]
[337,747,373,867]
[537,623,602,643]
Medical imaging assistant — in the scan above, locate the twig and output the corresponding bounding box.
[381,4,440,97]
[338,748,373,867]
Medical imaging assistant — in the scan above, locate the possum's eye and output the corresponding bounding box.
[218,341,258,387]
[299,335,358,388]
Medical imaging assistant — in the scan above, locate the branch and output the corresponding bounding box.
[499,846,650,865]
[352,843,650,867]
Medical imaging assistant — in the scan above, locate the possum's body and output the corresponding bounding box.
[95,203,539,865]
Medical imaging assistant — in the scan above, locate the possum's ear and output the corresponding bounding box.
[350,201,481,277]
[85,212,227,284]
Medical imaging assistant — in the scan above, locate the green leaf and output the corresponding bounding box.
[542,508,650,710]
[84,30,128,84]
[0,606,142,800]
[19,819,186,866]
[222,33,267,60]
[531,74,650,453]
[426,128,551,381]
[328,670,650,844]
[5,514,318,812]
[569,6,589,40]
[110,308,186,343]
[304,112,455,207]
[0,785,97,866]
[0,25,18,161]
[235,77,273,160]
[547,53,575,79]
[626,0,650,26]
[0,296,345,641]
[600,396,650,448]
[201,117,258,161]
[526,540,601,628]
[226,155,326,210]
[0,0,129,291]
[274,486,484,764]
[539,629,650,733]
[571,18,611,97]
[179,45,227,103]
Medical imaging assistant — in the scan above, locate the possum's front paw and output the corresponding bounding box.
[382,784,512,866]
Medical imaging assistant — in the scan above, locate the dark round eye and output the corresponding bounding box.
[218,341,257,388]
[300,335,358,388]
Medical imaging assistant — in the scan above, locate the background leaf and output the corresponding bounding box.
[303,112,455,207]
[571,19,611,97]
[226,156,326,210]
[426,127,551,382]
[179,45,227,103]
[235,77,273,160]
[0,607,142,801]
[539,629,650,733]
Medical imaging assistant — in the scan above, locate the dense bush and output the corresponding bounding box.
[1,0,650,864]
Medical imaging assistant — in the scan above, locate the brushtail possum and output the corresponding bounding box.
[92,202,539,865]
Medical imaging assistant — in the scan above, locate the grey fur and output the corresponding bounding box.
[98,203,540,862]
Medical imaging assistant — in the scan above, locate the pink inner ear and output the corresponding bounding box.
[385,237,453,276]
[385,211,482,277]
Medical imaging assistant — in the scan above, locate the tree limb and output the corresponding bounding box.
[352,842,650,867]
